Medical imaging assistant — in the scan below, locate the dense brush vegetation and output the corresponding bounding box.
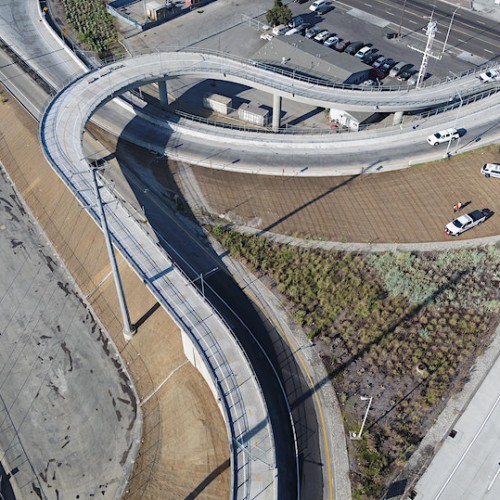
[212,226,500,498]
[62,0,117,56]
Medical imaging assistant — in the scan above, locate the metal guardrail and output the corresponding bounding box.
[39,79,278,498]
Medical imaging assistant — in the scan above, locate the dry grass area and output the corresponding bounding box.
[0,91,229,499]
[187,148,500,243]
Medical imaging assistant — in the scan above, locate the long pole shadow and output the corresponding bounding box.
[290,269,468,411]
[261,160,384,234]
[185,459,231,500]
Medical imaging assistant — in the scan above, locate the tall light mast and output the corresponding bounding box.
[416,20,437,89]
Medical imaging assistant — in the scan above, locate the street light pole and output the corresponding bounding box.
[350,396,373,440]
[444,74,464,158]
[397,0,408,38]
[442,7,460,56]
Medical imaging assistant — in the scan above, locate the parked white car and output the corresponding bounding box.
[355,46,374,58]
[285,24,307,35]
[310,0,328,11]
[314,30,330,42]
[481,163,500,178]
[324,35,339,47]
[426,128,459,146]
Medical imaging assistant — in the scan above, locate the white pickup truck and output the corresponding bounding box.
[444,208,493,236]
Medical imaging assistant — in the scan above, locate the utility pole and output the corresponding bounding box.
[91,166,135,340]
[444,73,464,158]
[397,0,408,38]
[442,7,460,56]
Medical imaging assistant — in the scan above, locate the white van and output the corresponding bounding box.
[310,0,328,12]
[481,163,500,178]
[426,128,459,146]
[272,24,288,36]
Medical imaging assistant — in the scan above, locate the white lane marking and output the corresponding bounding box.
[408,19,418,25]
[487,464,500,492]
[484,49,494,54]
[435,392,500,499]
[457,38,466,42]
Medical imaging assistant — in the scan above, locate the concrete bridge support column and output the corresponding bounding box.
[158,79,168,109]
[272,94,281,131]
[393,111,403,125]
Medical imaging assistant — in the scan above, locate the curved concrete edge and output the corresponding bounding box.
[121,92,500,176]
[35,1,89,77]
[0,161,143,500]
[39,89,278,499]
[206,232,353,500]
[233,224,500,252]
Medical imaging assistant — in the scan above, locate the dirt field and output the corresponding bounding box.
[182,149,500,244]
[0,92,229,499]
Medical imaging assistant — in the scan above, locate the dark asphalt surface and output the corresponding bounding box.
[338,0,500,61]
[0,462,16,500]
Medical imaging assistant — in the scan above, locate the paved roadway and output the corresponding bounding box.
[415,352,500,499]
[340,0,500,62]
[0,0,496,498]
[0,6,286,500]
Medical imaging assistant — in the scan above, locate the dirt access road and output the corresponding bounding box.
[182,149,500,245]
[0,89,229,499]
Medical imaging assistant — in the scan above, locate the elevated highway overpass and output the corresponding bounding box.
[39,50,500,178]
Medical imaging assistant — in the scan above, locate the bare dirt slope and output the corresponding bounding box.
[0,91,229,499]
[183,150,500,244]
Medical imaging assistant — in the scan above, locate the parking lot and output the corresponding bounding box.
[125,0,489,83]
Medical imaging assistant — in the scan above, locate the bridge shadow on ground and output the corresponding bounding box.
[99,117,327,499]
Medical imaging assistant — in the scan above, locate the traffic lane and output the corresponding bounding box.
[103,93,500,174]
[341,0,500,40]
[0,47,51,118]
[142,203,302,500]
[154,105,500,172]
[416,394,500,499]
[0,0,83,88]
[205,270,321,500]
[107,129,303,498]
[293,0,498,66]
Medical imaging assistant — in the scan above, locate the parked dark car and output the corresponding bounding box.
[397,67,416,81]
[317,2,334,14]
[288,16,304,28]
[363,52,380,65]
[344,41,365,55]
[370,67,386,79]
[372,55,386,68]
[333,38,350,52]
[305,26,322,39]
[380,58,397,72]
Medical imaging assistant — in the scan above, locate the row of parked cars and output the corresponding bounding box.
[281,12,420,85]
